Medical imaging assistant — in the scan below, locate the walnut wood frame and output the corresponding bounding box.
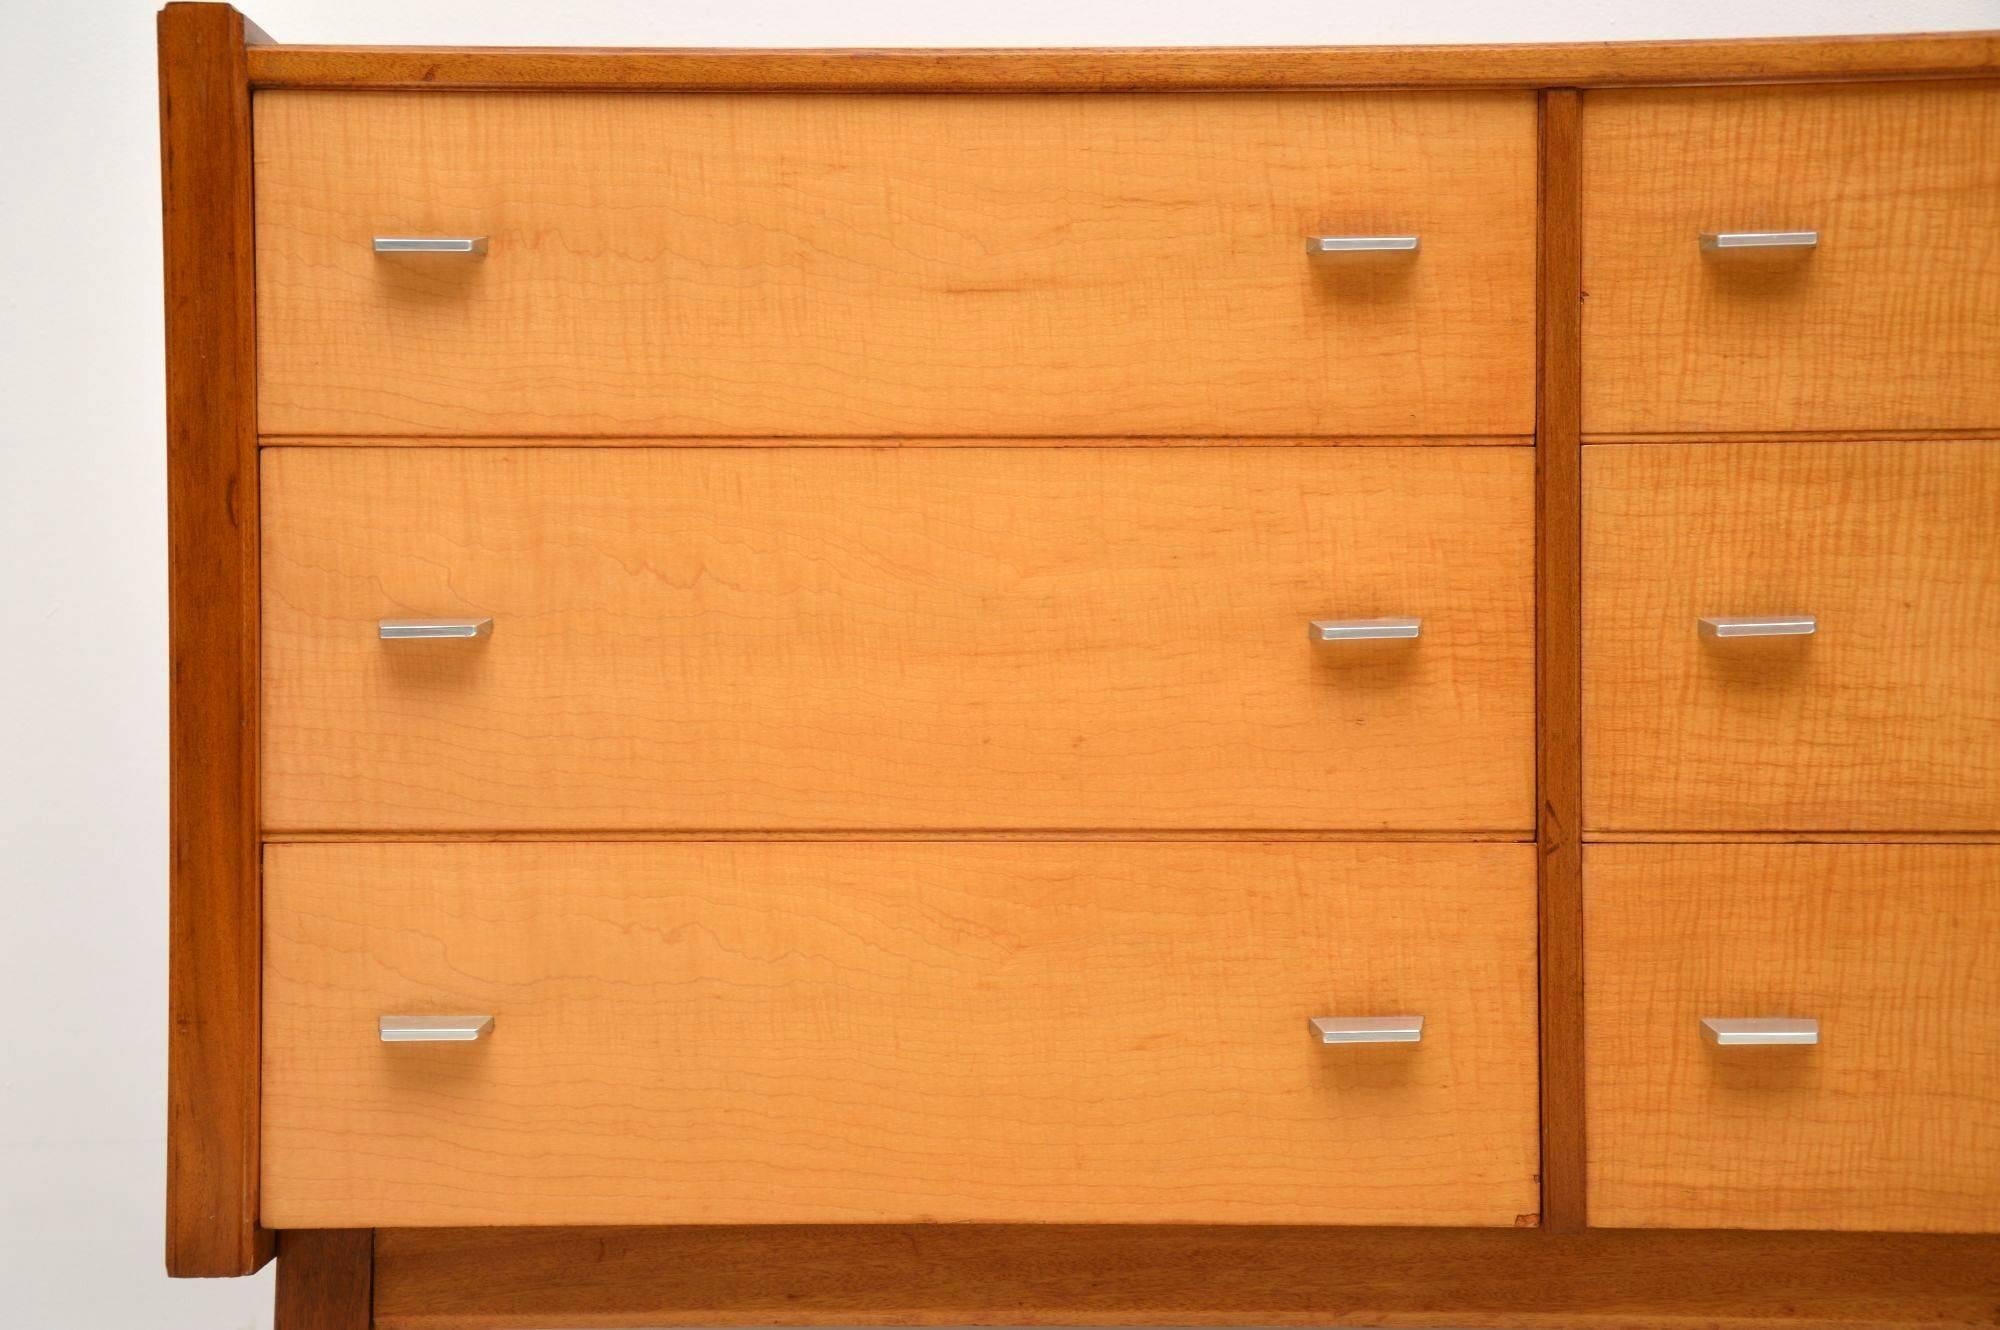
[160,4,2000,1323]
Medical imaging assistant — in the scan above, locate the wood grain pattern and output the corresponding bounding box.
[1534,89,1586,1234]
[1586,842,2000,1232]
[261,446,1535,833]
[371,1224,2000,1330]
[275,1230,373,1330]
[253,91,1536,438]
[1583,442,2000,832]
[246,32,2000,93]
[261,840,1540,1228]
[159,0,270,1278]
[1582,82,2000,436]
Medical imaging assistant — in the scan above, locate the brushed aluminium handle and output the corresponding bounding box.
[380,1015,494,1043]
[1310,1015,1424,1045]
[373,236,489,256]
[1699,231,1818,252]
[1309,617,1421,643]
[1701,1017,1819,1047]
[1307,235,1420,255]
[1698,615,1816,639]
[379,617,493,640]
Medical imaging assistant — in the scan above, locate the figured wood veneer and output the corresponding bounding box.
[262,840,1540,1229]
[261,445,1534,834]
[1583,442,2000,833]
[1582,82,2000,436]
[253,90,1535,439]
[1586,842,2000,1232]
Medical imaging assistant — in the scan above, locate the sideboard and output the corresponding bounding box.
[159,5,2000,1325]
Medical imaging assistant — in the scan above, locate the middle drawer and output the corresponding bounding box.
[262,446,1534,833]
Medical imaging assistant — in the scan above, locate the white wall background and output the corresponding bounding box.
[2,1,1994,1325]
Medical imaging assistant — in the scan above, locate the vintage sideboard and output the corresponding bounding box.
[159,5,2000,1325]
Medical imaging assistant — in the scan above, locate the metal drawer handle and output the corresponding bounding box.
[379,617,493,640]
[1701,1017,1818,1047]
[1311,1015,1424,1045]
[1307,235,1420,255]
[1699,231,1818,252]
[1698,615,1815,639]
[380,1015,494,1043]
[1309,617,1421,643]
[373,236,489,256]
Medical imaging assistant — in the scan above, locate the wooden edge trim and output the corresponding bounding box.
[261,829,1539,844]
[1533,88,1586,1234]
[242,30,2000,92]
[370,1225,2000,1329]
[161,0,270,1278]
[1587,831,2000,843]
[275,1230,375,1330]
[255,434,1534,448]
[1587,429,2000,444]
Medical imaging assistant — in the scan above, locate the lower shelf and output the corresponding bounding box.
[355,1224,2000,1329]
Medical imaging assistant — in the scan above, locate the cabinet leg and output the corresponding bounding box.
[275,1230,373,1330]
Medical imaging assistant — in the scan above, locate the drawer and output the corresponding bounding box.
[261,839,1540,1228]
[1586,843,2000,1233]
[262,446,1534,833]
[1583,442,2000,833]
[253,91,1536,438]
[1582,82,2000,436]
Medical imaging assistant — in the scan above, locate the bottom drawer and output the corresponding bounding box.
[262,840,1538,1228]
[1587,843,2000,1233]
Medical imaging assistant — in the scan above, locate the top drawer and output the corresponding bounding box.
[1583,82,2000,437]
[253,91,1536,439]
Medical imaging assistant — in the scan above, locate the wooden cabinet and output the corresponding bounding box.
[1586,843,2000,1233]
[262,445,1534,833]
[162,7,2000,1324]
[263,840,1540,1229]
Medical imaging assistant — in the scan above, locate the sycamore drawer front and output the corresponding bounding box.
[1584,80,2000,436]
[1586,843,2000,1233]
[261,445,1534,833]
[1583,442,2000,833]
[260,840,1540,1229]
[252,91,1536,439]
[1582,82,2000,437]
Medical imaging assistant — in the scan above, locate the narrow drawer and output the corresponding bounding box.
[1584,442,2000,833]
[262,446,1534,833]
[261,840,1541,1228]
[253,91,1536,438]
[1582,82,2000,436]
[1586,843,2000,1233]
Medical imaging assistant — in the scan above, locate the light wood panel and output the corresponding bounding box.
[1583,442,2000,833]
[1586,842,2000,1233]
[262,446,1535,833]
[246,31,2000,93]
[159,0,271,1278]
[254,91,1535,438]
[1581,82,2000,435]
[372,1225,2000,1330]
[262,840,1540,1228]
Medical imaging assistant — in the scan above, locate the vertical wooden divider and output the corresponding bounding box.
[161,0,271,1278]
[1535,88,1587,1232]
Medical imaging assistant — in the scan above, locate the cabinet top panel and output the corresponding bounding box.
[243,31,2000,93]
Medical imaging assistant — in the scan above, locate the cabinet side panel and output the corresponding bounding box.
[161,0,269,1277]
